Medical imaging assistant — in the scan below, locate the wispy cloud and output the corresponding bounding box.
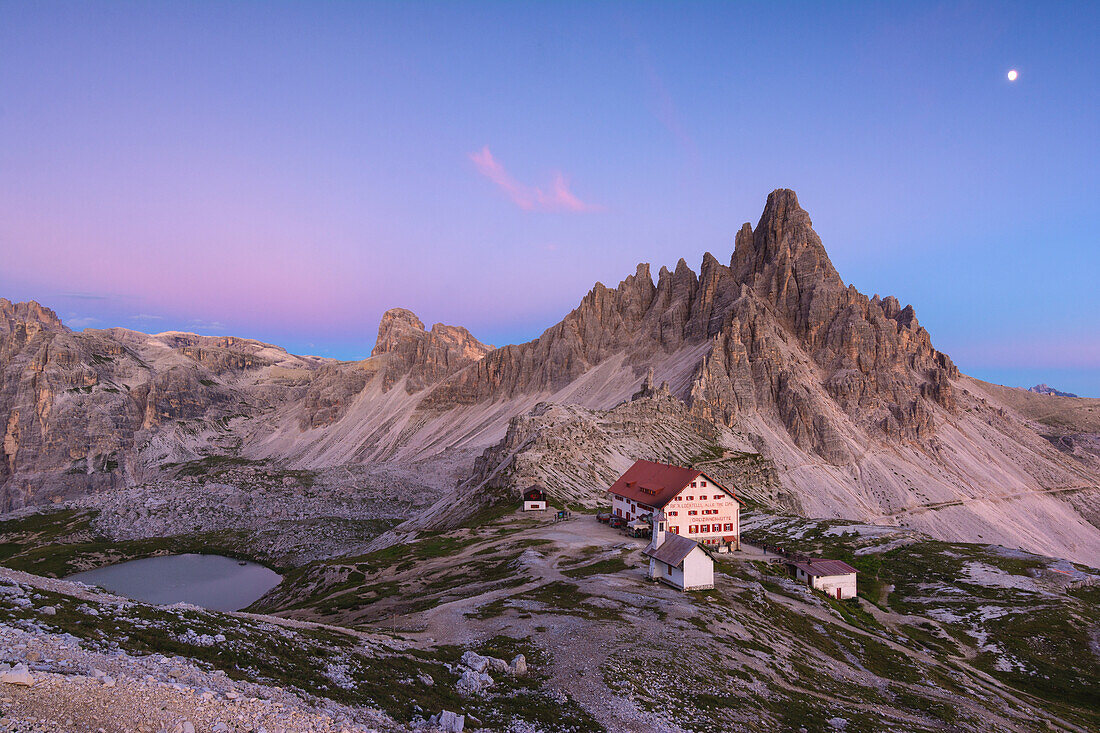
[61,291,112,301]
[620,18,699,168]
[66,315,100,329]
[130,313,164,322]
[469,147,603,213]
[186,319,227,333]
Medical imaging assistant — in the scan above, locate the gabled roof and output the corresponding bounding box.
[608,460,699,507]
[788,559,858,577]
[643,533,703,567]
[523,486,546,500]
[607,459,742,507]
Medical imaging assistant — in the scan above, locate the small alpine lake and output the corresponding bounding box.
[66,553,282,611]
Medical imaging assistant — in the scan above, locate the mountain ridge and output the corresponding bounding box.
[3,190,1099,564]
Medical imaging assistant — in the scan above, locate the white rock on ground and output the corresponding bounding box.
[0,663,34,686]
[458,651,489,673]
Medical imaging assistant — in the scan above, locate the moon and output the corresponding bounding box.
[1007,69,1018,81]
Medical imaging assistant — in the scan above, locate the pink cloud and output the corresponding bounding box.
[469,146,603,213]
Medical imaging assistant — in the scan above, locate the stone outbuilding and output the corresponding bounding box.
[786,558,858,599]
[522,486,548,511]
[643,518,714,591]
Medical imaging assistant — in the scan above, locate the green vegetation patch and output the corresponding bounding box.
[0,507,286,577]
[0,586,601,731]
[561,555,630,578]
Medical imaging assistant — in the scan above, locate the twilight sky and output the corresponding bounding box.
[2,1,1098,395]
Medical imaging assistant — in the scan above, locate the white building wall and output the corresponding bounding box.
[795,568,858,599]
[812,573,858,599]
[650,557,686,589]
[611,494,654,522]
[681,548,714,590]
[662,479,740,547]
[523,500,547,511]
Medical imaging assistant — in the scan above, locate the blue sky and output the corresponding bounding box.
[2,1,1098,395]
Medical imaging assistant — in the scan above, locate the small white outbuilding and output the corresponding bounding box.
[787,559,858,599]
[522,486,548,511]
[643,514,714,591]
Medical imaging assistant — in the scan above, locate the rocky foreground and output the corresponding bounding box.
[2,505,1097,733]
[0,568,406,733]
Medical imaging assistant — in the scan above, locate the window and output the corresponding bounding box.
[689,525,698,534]
[700,524,710,533]
[699,495,708,500]
[670,526,679,534]
[724,523,733,531]
[687,496,694,501]
[668,511,678,516]
[700,481,707,487]
[688,510,697,516]
[615,509,622,517]
[690,481,697,488]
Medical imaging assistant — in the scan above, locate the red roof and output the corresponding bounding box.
[788,559,858,577]
[607,459,742,508]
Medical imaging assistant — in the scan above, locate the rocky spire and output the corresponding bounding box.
[0,299,68,335]
[370,308,493,393]
[372,308,427,358]
[731,188,844,329]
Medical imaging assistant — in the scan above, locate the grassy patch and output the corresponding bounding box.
[561,556,630,578]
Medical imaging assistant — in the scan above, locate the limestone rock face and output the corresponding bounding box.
[689,190,958,461]
[408,395,792,531]
[371,308,493,393]
[0,301,324,510]
[424,190,957,465]
[4,192,1100,566]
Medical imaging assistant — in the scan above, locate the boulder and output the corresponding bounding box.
[510,654,527,676]
[0,663,34,686]
[455,668,493,696]
[459,651,489,673]
[429,710,464,732]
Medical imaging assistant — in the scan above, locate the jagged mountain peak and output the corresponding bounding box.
[731,188,843,313]
[368,306,493,393]
[372,307,427,357]
[0,298,68,333]
[4,190,1098,567]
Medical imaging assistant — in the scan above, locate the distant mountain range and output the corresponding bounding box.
[1029,383,1079,398]
[3,189,1099,565]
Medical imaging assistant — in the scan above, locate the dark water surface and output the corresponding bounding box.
[66,553,282,611]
